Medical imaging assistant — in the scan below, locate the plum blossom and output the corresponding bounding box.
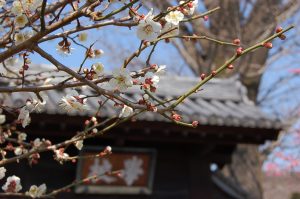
[119,105,133,118]
[11,1,23,16]
[143,94,149,100]
[26,184,46,198]
[0,167,6,180]
[136,9,162,41]
[2,175,22,193]
[14,32,25,44]
[109,68,133,92]
[25,94,48,113]
[54,148,69,164]
[14,147,23,156]
[59,90,88,112]
[14,31,33,45]
[156,65,166,76]
[12,0,42,14]
[78,32,88,42]
[86,48,104,59]
[92,62,104,77]
[75,140,83,150]
[179,0,198,15]
[18,133,27,141]
[145,72,160,87]
[94,49,104,58]
[18,107,31,128]
[23,0,42,12]
[165,10,184,25]
[17,94,47,128]
[56,45,73,56]
[14,14,28,28]
[33,138,42,148]
[0,114,5,124]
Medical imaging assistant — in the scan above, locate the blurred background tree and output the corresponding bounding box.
[140,0,300,198]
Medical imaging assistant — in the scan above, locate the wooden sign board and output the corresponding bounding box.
[75,147,156,195]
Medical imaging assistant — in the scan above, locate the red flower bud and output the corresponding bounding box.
[233,38,240,45]
[172,113,181,121]
[187,2,193,8]
[192,121,199,128]
[211,70,217,76]
[236,47,243,56]
[263,42,272,49]
[200,73,206,80]
[23,64,29,70]
[276,27,283,33]
[132,79,139,85]
[203,16,208,21]
[227,64,234,70]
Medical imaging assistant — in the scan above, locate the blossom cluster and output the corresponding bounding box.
[136,1,198,42]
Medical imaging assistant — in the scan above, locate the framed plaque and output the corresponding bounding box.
[75,147,156,194]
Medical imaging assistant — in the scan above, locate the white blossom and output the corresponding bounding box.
[33,138,42,148]
[0,167,6,180]
[2,175,22,193]
[0,114,5,124]
[14,32,25,44]
[94,49,104,58]
[155,65,166,76]
[75,140,83,150]
[56,45,73,56]
[92,62,104,77]
[11,1,23,16]
[119,105,133,118]
[179,0,198,15]
[26,184,46,198]
[23,0,42,12]
[144,72,160,87]
[31,94,48,113]
[14,31,33,45]
[92,128,98,134]
[14,14,28,28]
[54,149,69,163]
[14,147,23,156]
[109,68,133,92]
[78,32,88,42]
[18,107,31,128]
[18,133,27,141]
[105,146,112,154]
[143,94,149,100]
[165,10,184,25]
[59,90,88,112]
[136,9,162,41]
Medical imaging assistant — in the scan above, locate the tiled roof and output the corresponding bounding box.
[0,64,281,130]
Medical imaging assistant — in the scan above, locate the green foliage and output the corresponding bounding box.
[291,193,300,199]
